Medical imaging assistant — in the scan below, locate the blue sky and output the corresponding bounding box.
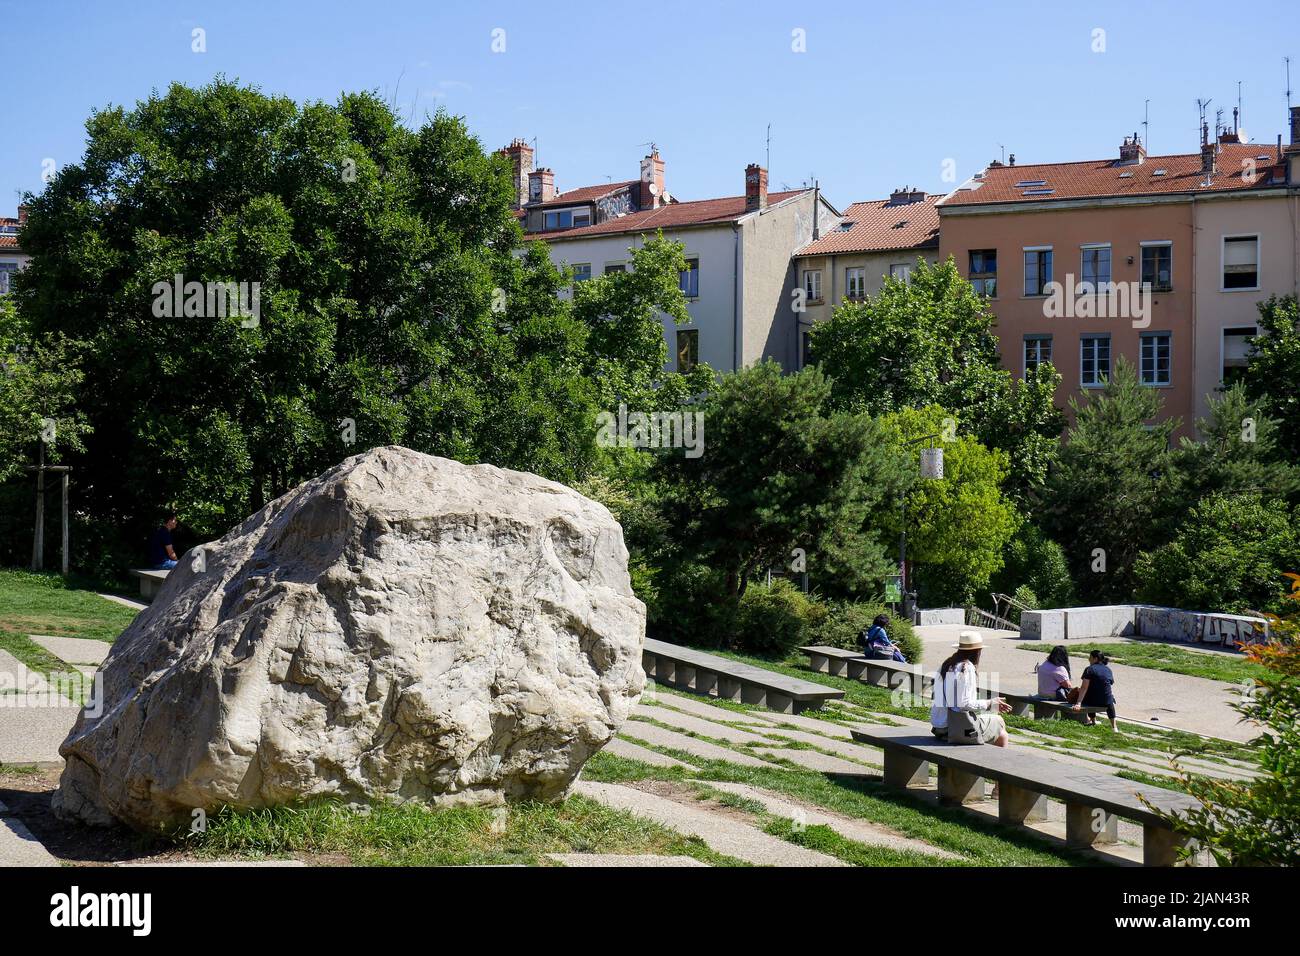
[4,0,1298,216]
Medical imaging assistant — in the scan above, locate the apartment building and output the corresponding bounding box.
[501,141,840,373]
[792,187,941,366]
[939,119,1298,435]
[0,206,29,294]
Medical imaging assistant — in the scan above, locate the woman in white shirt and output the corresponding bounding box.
[930,631,1011,746]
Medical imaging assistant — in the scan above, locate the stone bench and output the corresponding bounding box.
[798,645,871,680]
[849,725,1200,866]
[857,658,933,698]
[1000,691,1109,722]
[642,638,844,714]
[128,568,169,601]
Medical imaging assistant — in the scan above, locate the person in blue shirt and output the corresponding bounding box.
[147,511,180,570]
[1073,649,1118,730]
[861,614,906,662]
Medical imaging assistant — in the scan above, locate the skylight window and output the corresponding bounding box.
[1014,180,1047,187]
[1023,188,1055,195]
[1118,172,1133,178]
[1152,169,1167,176]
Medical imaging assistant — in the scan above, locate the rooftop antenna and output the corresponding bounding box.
[1287,56,1293,112]
[766,123,771,172]
[997,142,1006,164]
[1237,80,1243,134]
[1197,98,1212,146]
[1142,99,1150,152]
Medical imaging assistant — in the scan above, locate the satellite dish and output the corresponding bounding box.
[649,182,660,196]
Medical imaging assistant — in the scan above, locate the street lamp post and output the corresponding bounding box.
[898,433,944,618]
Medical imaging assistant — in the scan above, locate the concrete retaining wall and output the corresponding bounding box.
[1024,604,1268,644]
[914,607,966,626]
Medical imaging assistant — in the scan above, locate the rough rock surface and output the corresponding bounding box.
[55,447,646,829]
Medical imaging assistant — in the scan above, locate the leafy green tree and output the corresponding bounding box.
[1040,358,1177,603]
[0,297,87,482]
[657,360,908,605]
[1146,574,1300,866]
[14,79,699,566]
[1134,492,1300,614]
[1241,294,1300,461]
[808,258,1064,501]
[1169,382,1300,506]
[990,521,1076,609]
[877,406,1018,606]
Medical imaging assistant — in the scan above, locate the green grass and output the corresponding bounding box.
[0,569,137,643]
[586,749,1097,867]
[182,794,743,867]
[1016,641,1267,685]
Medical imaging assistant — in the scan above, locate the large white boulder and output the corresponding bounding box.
[55,446,646,830]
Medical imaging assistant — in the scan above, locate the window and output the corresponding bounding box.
[803,269,822,302]
[543,209,574,230]
[1221,326,1256,386]
[1223,236,1259,290]
[889,263,912,282]
[678,258,699,298]
[1080,245,1111,289]
[604,263,626,274]
[968,249,997,296]
[845,267,866,299]
[676,329,699,372]
[1140,332,1172,386]
[1024,248,1053,296]
[572,212,591,228]
[1024,335,1053,374]
[571,263,592,283]
[1080,335,1111,387]
[801,329,813,367]
[0,262,17,295]
[1140,242,1172,292]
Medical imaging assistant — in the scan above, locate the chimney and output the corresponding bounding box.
[1289,106,1300,149]
[639,149,665,210]
[1008,153,1016,166]
[16,205,28,226]
[1200,142,1218,175]
[499,139,534,209]
[888,186,926,205]
[527,167,556,204]
[744,163,768,212]
[1118,133,1146,165]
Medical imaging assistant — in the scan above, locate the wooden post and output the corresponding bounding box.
[61,471,70,576]
[31,443,45,571]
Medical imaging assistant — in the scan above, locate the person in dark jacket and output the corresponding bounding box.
[1073,649,1118,730]
[147,511,180,570]
[861,614,906,662]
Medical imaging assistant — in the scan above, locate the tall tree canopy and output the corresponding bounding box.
[1241,294,1300,462]
[808,258,1065,501]
[14,79,699,565]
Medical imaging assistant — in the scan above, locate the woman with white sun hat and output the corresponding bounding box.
[930,630,1012,746]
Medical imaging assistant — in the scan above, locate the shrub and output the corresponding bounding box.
[732,579,817,657]
[1134,492,1300,614]
[990,522,1075,609]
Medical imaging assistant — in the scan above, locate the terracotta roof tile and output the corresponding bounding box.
[0,218,21,250]
[525,189,808,241]
[795,195,940,256]
[942,142,1285,207]
[534,180,638,208]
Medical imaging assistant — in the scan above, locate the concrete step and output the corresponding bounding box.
[603,737,695,769]
[547,853,708,867]
[575,780,845,867]
[618,720,778,769]
[0,799,60,866]
[753,747,876,776]
[701,780,961,861]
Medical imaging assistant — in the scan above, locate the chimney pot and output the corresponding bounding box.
[528,167,556,204]
[1118,133,1146,165]
[745,163,768,211]
[1200,142,1218,176]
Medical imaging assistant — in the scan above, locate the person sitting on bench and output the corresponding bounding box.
[1033,645,1076,702]
[860,614,905,662]
[1073,649,1118,730]
[147,510,180,570]
[930,631,1012,746]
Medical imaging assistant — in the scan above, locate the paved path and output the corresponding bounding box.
[0,798,59,866]
[702,781,961,861]
[97,593,147,611]
[603,737,694,768]
[915,624,1257,742]
[619,720,777,768]
[0,648,80,765]
[29,635,109,665]
[575,780,845,867]
[633,703,773,746]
